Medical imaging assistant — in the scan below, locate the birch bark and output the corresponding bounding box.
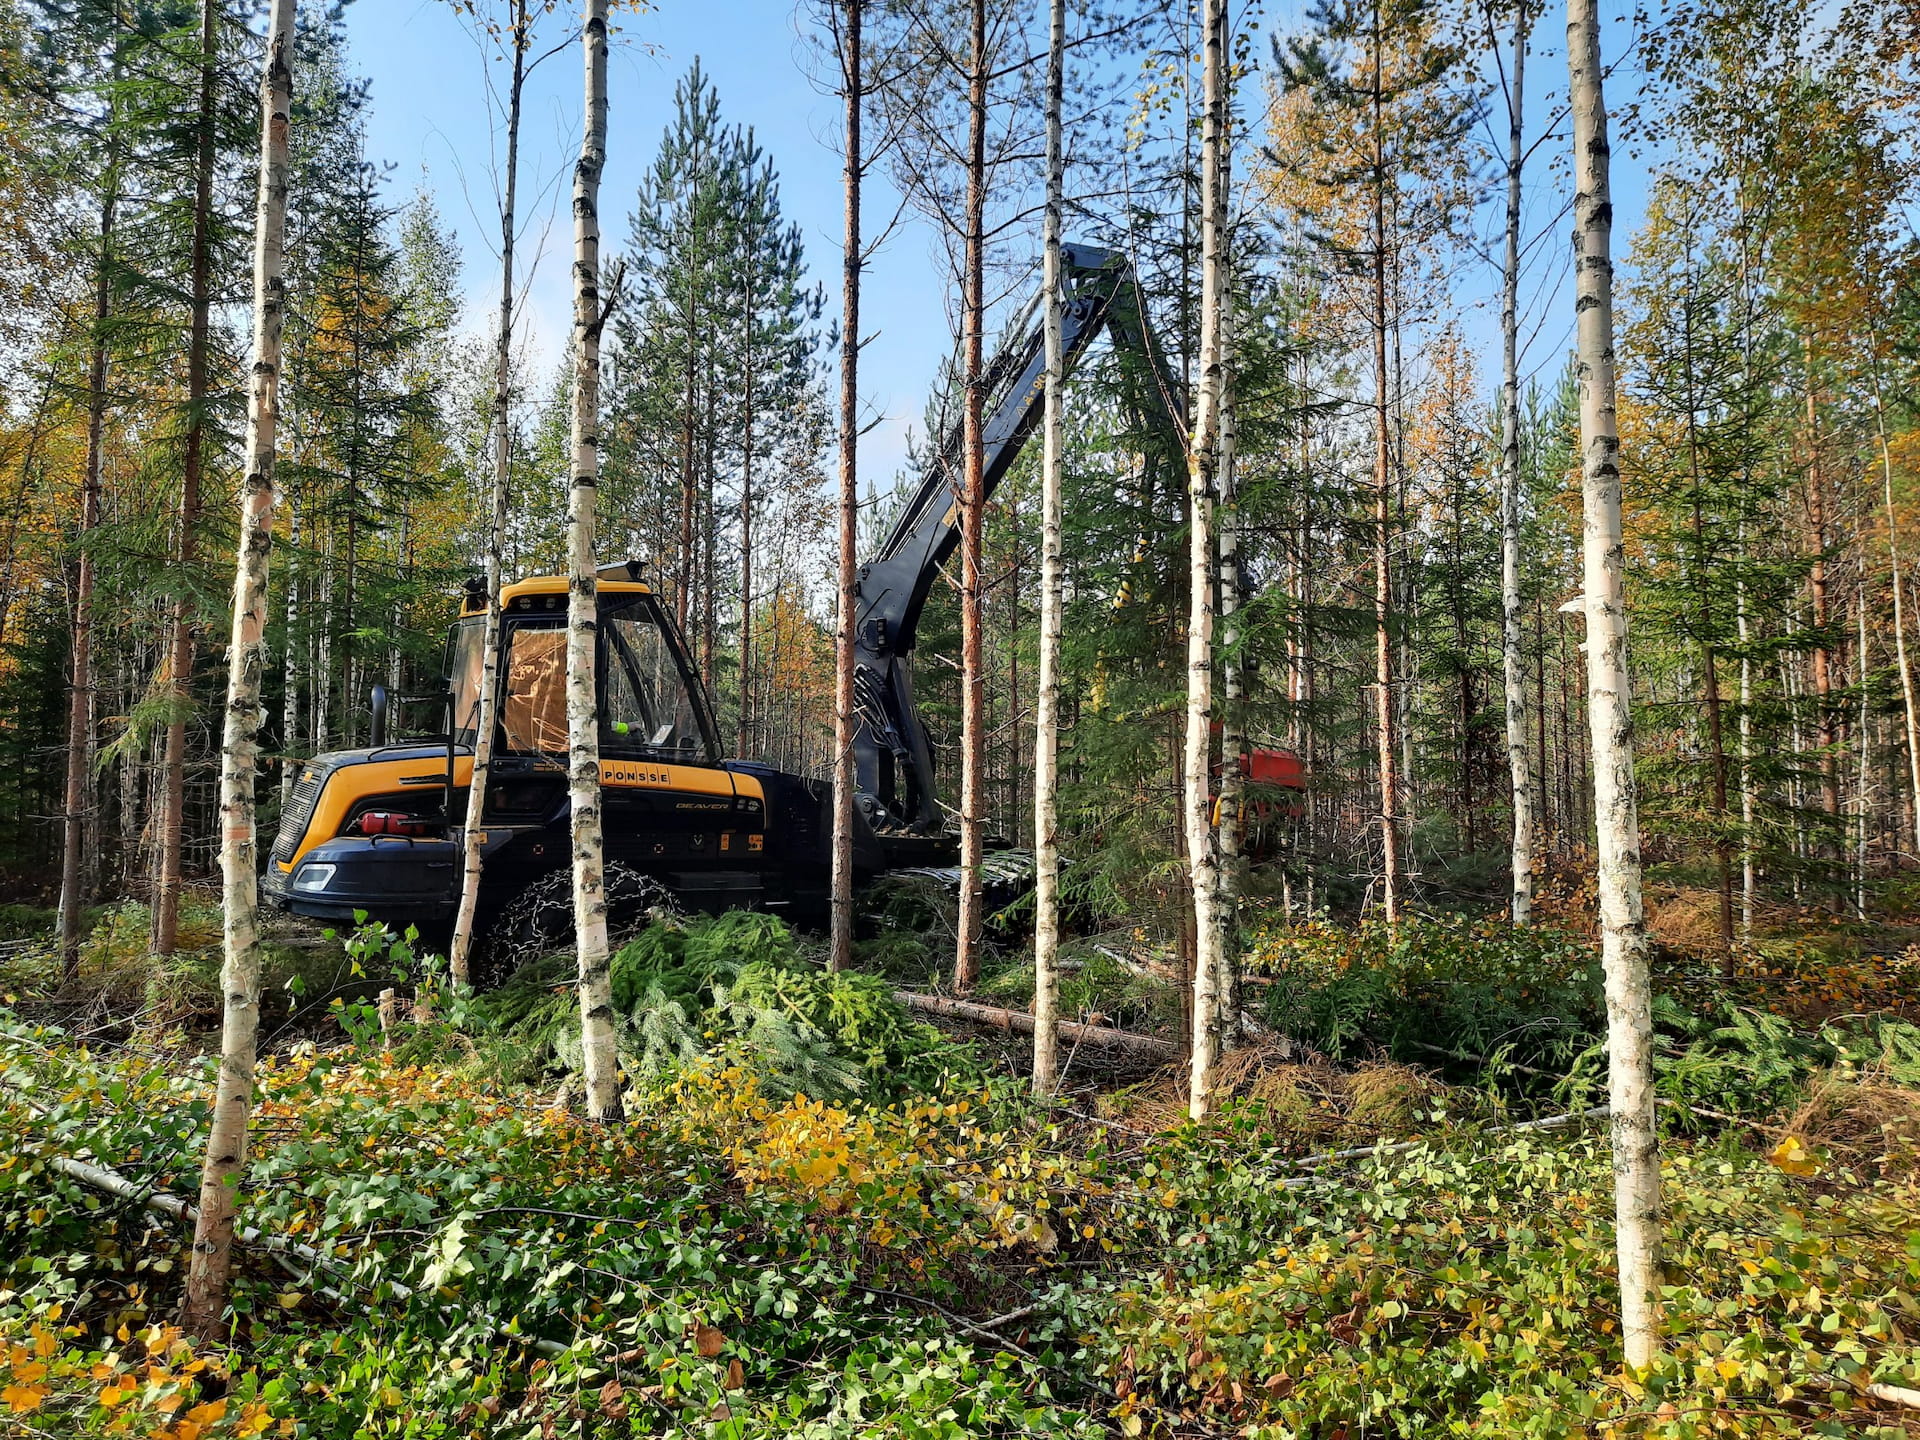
[1736,523,1754,938]
[828,0,862,974]
[1568,0,1660,1367]
[1873,386,1920,860]
[1214,301,1243,1033]
[1368,0,1401,923]
[450,0,530,986]
[568,0,621,1122]
[180,0,292,1338]
[1030,0,1066,1096]
[1185,0,1228,1121]
[1497,0,1535,924]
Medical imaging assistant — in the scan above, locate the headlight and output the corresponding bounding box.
[292,863,337,892]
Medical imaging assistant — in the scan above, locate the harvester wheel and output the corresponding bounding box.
[476,863,675,988]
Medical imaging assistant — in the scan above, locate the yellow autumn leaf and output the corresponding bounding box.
[100,1384,131,1408]
[1768,1136,1821,1177]
[2,1383,48,1414]
[187,1398,228,1425]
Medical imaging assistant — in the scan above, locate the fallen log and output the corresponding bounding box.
[894,991,1180,1061]
[1871,1382,1920,1410]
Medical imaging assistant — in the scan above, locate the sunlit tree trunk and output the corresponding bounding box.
[181,0,292,1337]
[1736,522,1754,938]
[60,153,120,985]
[828,0,862,974]
[450,0,530,987]
[1368,0,1401,923]
[1215,300,1243,1032]
[1185,0,1227,1121]
[567,0,621,1122]
[154,0,222,957]
[1497,0,1534,924]
[279,490,299,810]
[1854,592,1869,917]
[1030,0,1066,1097]
[1874,386,1920,860]
[1568,0,1659,1368]
[954,0,988,992]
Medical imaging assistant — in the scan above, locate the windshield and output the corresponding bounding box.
[603,604,707,759]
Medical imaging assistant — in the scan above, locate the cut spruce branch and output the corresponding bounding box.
[894,991,1180,1060]
[1404,1040,1789,1134]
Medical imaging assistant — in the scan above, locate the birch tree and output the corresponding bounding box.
[567,0,622,1123]
[829,0,861,974]
[1568,0,1659,1367]
[449,0,535,986]
[180,0,293,1338]
[1495,0,1535,924]
[1185,0,1228,1121]
[1030,0,1065,1096]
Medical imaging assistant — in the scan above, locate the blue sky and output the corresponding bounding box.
[348,0,949,485]
[343,1,1653,495]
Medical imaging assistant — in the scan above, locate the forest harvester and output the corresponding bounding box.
[262,245,1292,950]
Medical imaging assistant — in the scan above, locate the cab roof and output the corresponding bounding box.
[461,562,653,617]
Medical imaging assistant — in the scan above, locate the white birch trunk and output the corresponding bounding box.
[449,2,529,987]
[280,491,299,809]
[1874,393,1920,861]
[1736,523,1754,938]
[1030,0,1066,1097]
[1568,0,1660,1367]
[1215,302,1243,1033]
[1498,0,1535,924]
[181,0,293,1339]
[1856,596,1870,915]
[1185,0,1228,1122]
[1368,0,1402,923]
[568,0,621,1123]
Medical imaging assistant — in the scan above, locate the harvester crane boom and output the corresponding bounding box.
[849,242,1184,837]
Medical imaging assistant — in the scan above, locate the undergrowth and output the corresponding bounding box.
[2,904,1919,1437]
[467,910,976,1102]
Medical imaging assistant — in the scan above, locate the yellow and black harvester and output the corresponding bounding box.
[261,246,1180,944]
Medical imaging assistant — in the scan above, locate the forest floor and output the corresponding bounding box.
[2,881,1919,1438]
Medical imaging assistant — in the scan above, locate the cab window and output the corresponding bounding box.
[448,619,485,744]
[501,620,568,755]
[603,605,707,760]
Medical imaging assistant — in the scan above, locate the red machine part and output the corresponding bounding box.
[357,810,432,837]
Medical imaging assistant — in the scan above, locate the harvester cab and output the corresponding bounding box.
[262,561,867,934]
